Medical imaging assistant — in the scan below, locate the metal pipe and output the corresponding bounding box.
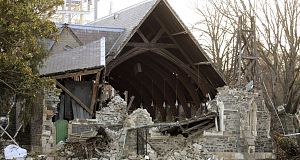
[0,125,18,146]
[94,0,98,20]
[284,133,300,137]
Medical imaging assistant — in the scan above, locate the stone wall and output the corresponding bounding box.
[40,89,59,154]
[197,87,275,159]
[123,108,154,157]
[46,89,275,159]
[96,96,127,126]
[68,95,127,135]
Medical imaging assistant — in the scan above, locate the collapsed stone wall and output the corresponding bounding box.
[51,88,275,159]
[122,108,217,160]
[198,86,275,159]
[96,96,127,125]
[40,89,60,153]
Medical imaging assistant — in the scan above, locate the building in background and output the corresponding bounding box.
[51,0,115,24]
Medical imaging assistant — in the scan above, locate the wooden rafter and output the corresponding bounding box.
[153,15,216,93]
[126,42,176,49]
[106,48,149,75]
[147,55,202,108]
[89,70,101,111]
[137,57,191,118]
[194,62,211,65]
[152,49,212,95]
[153,15,197,70]
[56,81,93,115]
[137,29,150,43]
[136,63,174,119]
[50,69,101,79]
[171,31,188,36]
[151,28,165,43]
[108,46,213,96]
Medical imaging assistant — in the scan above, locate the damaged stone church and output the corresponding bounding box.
[3,0,275,159]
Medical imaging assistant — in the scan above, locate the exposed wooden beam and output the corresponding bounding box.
[136,63,173,120]
[50,69,101,80]
[113,57,171,120]
[153,49,212,96]
[194,61,211,65]
[126,42,177,49]
[137,29,149,43]
[89,71,101,111]
[111,69,152,110]
[153,15,196,69]
[127,96,135,111]
[137,57,191,118]
[182,120,211,133]
[147,55,203,112]
[171,31,188,36]
[108,46,213,97]
[151,28,165,43]
[106,48,149,75]
[56,81,93,115]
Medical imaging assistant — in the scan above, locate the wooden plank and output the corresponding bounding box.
[51,69,101,79]
[182,120,211,133]
[137,29,149,43]
[59,95,65,119]
[90,71,101,110]
[171,31,188,36]
[151,28,165,43]
[127,96,135,111]
[194,61,211,65]
[56,81,93,115]
[71,100,78,119]
[153,15,196,70]
[126,42,177,49]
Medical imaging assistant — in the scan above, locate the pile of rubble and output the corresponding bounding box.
[164,143,217,160]
[55,96,129,159]
[98,128,123,160]
[124,108,154,128]
[96,96,127,125]
[51,95,219,159]
[57,127,112,159]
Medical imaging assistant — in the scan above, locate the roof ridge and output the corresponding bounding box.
[89,0,157,24]
[56,23,125,31]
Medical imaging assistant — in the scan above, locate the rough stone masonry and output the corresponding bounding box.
[39,87,275,160]
[197,86,275,159]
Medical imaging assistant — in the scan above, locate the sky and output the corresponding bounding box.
[96,0,199,27]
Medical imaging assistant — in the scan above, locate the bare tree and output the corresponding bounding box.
[192,1,236,83]
[194,0,300,113]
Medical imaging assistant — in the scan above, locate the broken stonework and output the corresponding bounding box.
[96,95,127,125]
[124,108,154,128]
[57,96,128,159]
[122,108,154,158]
[199,86,275,159]
[40,89,60,154]
[164,142,217,160]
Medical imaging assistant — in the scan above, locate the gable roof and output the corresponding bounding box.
[40,0,158,76]
[39,25,124,76]
[40,39,103,75]
[40,0,226,88]
[90,0,159,59]
[90,0,225,86]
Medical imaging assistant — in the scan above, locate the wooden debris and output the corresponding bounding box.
[58,127,111,159]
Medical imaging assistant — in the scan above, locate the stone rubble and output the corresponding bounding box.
[124,108,154,128]
[43,87,275,159]
[164,143,217,160]
[96,95,127,125]
[41,89,59,154]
